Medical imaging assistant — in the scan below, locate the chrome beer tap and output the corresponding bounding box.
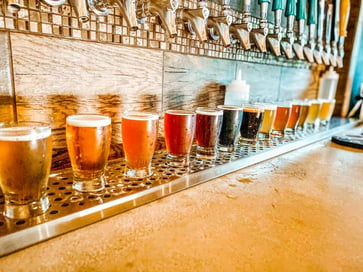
[176,0,210,42]
[250,0,270,53]
[207,0,233,47]
[292,0,307,60]
[229,0,252,50]
[303,0,318,63]
[267,0,283,56]
[280,0,296,59]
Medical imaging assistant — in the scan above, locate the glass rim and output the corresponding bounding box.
[122,111,159,120]
[165,109,195,115]
[66,114,111,127]
[0,122,51,141]
[217,105,243,111]
[241,103,265,112]
[195,107,223,115]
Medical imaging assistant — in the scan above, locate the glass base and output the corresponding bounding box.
[196,146,217,160]
[271,130,285,138]
[124,166,152,180]
[166,153,190,167]
[72,175,105,192]
[240,137,258,146]
[3,195,50,219]
[218,144,235,152]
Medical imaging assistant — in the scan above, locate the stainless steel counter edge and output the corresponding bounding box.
[0,118,361,256]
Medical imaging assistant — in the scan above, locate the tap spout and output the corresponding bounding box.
[207,15,232,47]
[41,0,66,6]
[230,22,252,50]
[6,0,21,14]
[149,0,179,37]
[176,7,209,42]
[250,1,269,52]
[70,0,90,23]
[112,0,138,30]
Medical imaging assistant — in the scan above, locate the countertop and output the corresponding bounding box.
[0,126,363,271]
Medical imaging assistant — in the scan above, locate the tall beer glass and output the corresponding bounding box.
[66,114,111,192]
[306,100,322,128]
[258,103,276,140]
[217,105,243,152]
[297,100,311,129]
[122,111,159,179]
[195,107,223,159]
[271,102,292,137]
[240,104,264,145]
[0,122,52,219]
[286,101,302,133]
[164,110,196,167]
[319,99,336,126]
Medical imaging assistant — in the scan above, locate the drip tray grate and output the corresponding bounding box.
[0,118,360,256]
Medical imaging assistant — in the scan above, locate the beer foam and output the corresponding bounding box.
[123,112,159,121]
[195,108,223,116]
[165,110,195,116]
[67,115,111,127]
[0,126,51,141]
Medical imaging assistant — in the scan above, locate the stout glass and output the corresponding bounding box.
[66,114,111,192]
[240,104,264,145]
[195,107,223,159]
[0,122,52,219]
[217,105,243,152]
[164,110,196,167]
[122,111,159,179]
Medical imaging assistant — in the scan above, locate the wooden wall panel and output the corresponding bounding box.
[163,52,236,111]
[10,33,163,168]
[0,31,14,123]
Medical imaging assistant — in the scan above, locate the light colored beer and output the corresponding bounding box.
[66,114,111,191]
[306,100,321,125]
[319,99,336,124]
[259,105,276,135]
[122,112,159,178]
[297,102,310,128]
[0,124,52,218]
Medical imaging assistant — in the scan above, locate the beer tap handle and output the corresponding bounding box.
[296,0,306,38]
[325,4,332,44]
[258,0,271,27]
[272,0,283,33]
[316,0,325,43]
[331,0,340,44]
[339,0,350,37]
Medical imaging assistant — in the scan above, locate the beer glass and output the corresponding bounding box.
[164,110,196,167]
[271,102,292,137]
[319,99,336,126]
[195,107,223,159]
[306,100,322,128]
[258,103,277,140]
[217,105,243,152]
[240,104,264,145]
[0,122,52,219]
[122,111,159,179]
[286,101,302,134]
[297,100,311,129]
[66,114,111,192]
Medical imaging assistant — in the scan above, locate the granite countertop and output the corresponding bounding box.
[0,126,362,271]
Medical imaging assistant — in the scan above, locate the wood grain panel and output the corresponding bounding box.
[279,66,319,101]
[0,31,14,123]
[10,33,163,168]
[237,62,281,102]
[163,52,236,111]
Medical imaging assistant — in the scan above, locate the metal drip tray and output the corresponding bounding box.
[0,118,360,256]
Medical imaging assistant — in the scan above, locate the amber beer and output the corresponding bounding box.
[0,123,52,219]
[271,103,291,137]
[286,102,302,133]
[66,114,111,192]
[122,112,159,179]
[319,99,336,125]
[297,100,311,129]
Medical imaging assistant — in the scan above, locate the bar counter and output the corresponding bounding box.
[0,125,362,271]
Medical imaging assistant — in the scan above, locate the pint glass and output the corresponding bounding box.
[240,104,264,145]
[0,122,52,219]
[122,111,159,179]
[66,114,111,192]
[217,105,243,152]
[164,110,196,167]
[195,107,223,159]
[319,99,336,126]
